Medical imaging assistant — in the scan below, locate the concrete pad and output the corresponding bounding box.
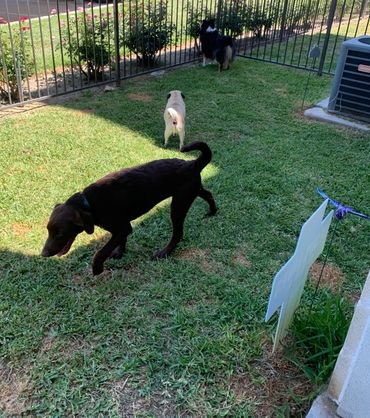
[150,70,165,77]
[304,107,370,131]
[327,271,370,418]
[306,392,338,418]
[309,272,370,418]
[316,97,330,109]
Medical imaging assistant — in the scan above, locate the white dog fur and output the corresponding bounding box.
[164,90,186,149]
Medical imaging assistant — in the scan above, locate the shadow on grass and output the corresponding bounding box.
[46,61,250,151]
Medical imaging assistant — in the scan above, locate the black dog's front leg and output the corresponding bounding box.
[92,223,132,274]
[109,240,127,259]
[92,233,125,275]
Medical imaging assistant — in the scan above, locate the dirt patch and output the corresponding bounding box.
[274,87,288,97]
[127,92,153,102]
[309,261,344,292]
[177,247,209,261]
[12,222,32,237]
[0,362,31,416]
[193,131,216,142]
[232,251,252,268]
[71,274,85,285]
[226,340,312,416]
[177,248,224,274]
[72,109,94,116]
[0,101,47,119]
[56,338,91,359]
[113,379,175,417]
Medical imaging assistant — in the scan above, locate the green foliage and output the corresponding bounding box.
[59,10,114,81]
[218,0,248,37]
[0,22,35,102]
[335,0,364,18]
[123,0,176,66]
[287,290,353,383]
[184,2,207,53]
[245,7,274,38]
[184,0,275,42]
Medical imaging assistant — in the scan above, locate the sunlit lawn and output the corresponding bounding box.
[0,59,369,416]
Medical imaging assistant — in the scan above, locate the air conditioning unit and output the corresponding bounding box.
[328,36,370,122]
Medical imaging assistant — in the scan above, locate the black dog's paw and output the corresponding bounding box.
[109,248,124,260]
[205,208,217,217]
[152,249,169,260]
[92,263,104,276]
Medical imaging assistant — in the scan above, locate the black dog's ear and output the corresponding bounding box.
[167,93,171,100]
[54,203,62,209]
[75,209,94,234]
[181,92,185,100]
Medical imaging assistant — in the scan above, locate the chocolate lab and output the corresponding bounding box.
[42,142,217,275]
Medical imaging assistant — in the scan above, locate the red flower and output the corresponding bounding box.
[19,16,29,22]
[0,16,7,24]
[77,7,84,12]
[21,25,30,31]
[50,8,57,15]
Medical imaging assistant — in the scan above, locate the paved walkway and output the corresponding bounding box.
[0,1,85,21]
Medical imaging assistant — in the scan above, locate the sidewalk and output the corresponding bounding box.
[0,0,85,22]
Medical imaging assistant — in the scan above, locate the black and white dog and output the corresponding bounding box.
[199,19,236,71]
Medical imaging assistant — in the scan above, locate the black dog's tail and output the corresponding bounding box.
[181,141,212,171]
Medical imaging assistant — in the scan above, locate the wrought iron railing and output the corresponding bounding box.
[0,0,369,107]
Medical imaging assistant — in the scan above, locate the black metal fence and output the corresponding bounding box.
[0,0,369,107]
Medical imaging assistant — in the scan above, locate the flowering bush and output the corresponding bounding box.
[123,0,176,66]
[0,17,35,102]
[58,8,114,81]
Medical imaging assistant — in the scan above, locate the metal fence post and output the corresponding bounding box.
[317,0,337,76]
[113,0,121,86]
[15,52,24,104]
[279,0,289,43]
[359,0,368,18]
[216,0,223,28]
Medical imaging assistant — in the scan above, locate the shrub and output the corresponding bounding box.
[218,0,248,38]
[245,7,274,38]
[123,0,176,66]
[58,8,115,81]
[0,17,35,102]
[185,0,275,47]
[184,3,205,54]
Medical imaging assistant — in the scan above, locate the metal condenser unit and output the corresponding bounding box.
[328,35,370,122]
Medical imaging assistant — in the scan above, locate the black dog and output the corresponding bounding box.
[42,142,217,275]
[199,19,236,71]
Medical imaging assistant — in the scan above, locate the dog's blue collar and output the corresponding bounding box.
[81,194,91,211]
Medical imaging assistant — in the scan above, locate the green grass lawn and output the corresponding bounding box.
[0,59,369,416]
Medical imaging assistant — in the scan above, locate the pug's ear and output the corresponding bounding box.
[74,209,95,234]
[167,93,171,100]
[181,92,185,100]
